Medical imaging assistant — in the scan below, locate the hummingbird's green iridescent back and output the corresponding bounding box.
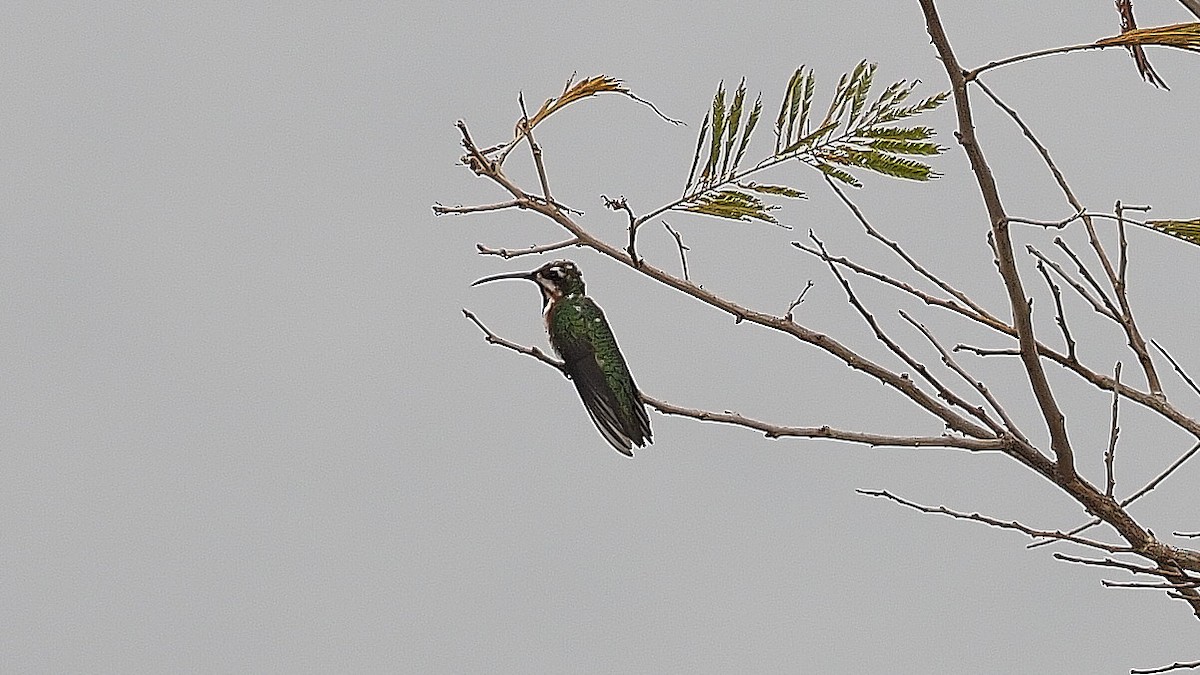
[472,259,652,456]
[546,284,652,455]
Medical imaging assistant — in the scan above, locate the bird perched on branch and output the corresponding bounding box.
[473,260,652,456]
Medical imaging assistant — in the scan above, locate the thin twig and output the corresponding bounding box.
[792,240,1006,331]
[785,281,814,322]
[976,80,1163,397]
[965,42,1105,80]
[1103,579,1199,590]
[1054,237,1121,318]
[955,344,1020,357]
[860,489,1133,552]
[1006,209,1085,229]
[811,233,1003,436]
[1116,201,1131,290]
[476,238,580,259]
[900,310,1035,451]
[661,221,690,281]
[1027,245,1118,321]
[433,200,522,215]
[1034,259,1077,360]
[518,93,554,207]
[826,178,991,317]
[648,397,1007,449]
[603,195,642,265]
[462,309,567,375]
[1106,362,1122,498]
[1151,340,1200,400]
[1053,552,1169,576]
[1125,441,1200,507]
[464,308,1004,450]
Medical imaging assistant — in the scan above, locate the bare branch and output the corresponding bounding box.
[826,178,992,317]
[1053,237,1121,318]
[1126,441,1200,508]
[955,344,1020,357]
[919,4,1077,479]
[1103,579,1199,590]
[965,43,1105,81]
[1026,244,1118,321]
[602,195,643,265]
[462,309,567,375]
[975,80,1162,397]
[860,489,1134,552]
[1005,209,1085,229]
[1106,362,1122,498]
[1152,339,1200,400]
[1034,259,1077,360]
[648,397,1008,450]
[900,310,1035,451]
[785,280,814,322]
[518,93,554,206]
[1030,442,1200,550]
[463,308,1003,451]
[661,221,691,281]
[1053,552,1172,576]
[792,240,1007,331]
[433,200,522,216]
[476,239,580,259]
[1116,201,1132,290]
[811,234,1004,437]
[1114,0,1170,90]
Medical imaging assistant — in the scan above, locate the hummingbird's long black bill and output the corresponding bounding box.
[471,270,537,286]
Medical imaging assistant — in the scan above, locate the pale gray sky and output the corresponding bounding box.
[3,2,1198,673]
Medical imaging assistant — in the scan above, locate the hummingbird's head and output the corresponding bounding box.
[472,259,585,309]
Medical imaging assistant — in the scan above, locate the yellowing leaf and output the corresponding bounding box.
[1096,22,1200,51]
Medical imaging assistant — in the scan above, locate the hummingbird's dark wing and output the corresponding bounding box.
[548,297,652,456]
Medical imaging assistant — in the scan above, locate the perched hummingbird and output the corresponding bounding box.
[472,259,652,456]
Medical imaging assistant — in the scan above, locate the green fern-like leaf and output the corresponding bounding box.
[865,138,943,156]
[683,112,710,195]
[832,148,941,181]
[704,83,727,183]
[733,95,762,172]
[781,120,838,155]
[813,161,862,188]
[873,92,949,124]
[859,126,937,141]
[847,62,875,126]
[679,189,781,224]
[777,68,804,154]
[1146,218,1200,246]
[679,62,945,216]
[738,182,807,199]
[721,80,747,178]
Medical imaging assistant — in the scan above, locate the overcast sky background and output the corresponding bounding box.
[3,1,1199,673]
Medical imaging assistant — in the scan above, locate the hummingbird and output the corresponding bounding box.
[472,259,652,456]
